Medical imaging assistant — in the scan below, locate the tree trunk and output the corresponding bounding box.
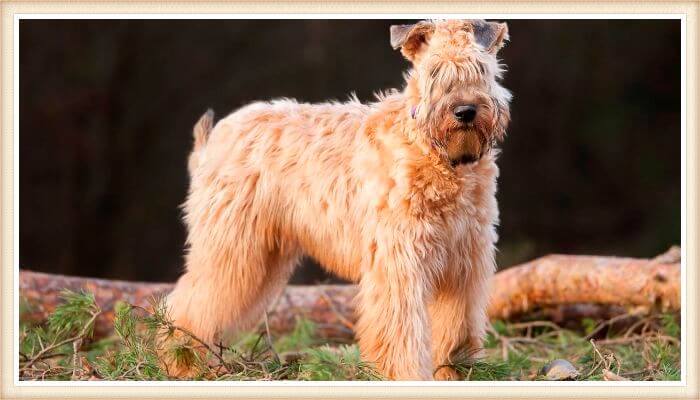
[19,247,680,339]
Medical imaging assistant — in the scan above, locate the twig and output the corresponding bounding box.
[71,338,83,380]
[584,339,607,379]
[247,333,265,362]
[507,337,544,344]
[619,369,649,378]
[509,321,562,332]
[263,311,281,365]
[21,311,100,371]
[596,334,680,346]
[584,311,643,341]
[501,337,509,361]
[623,315,656,338]
[117,361,145,380]
[602,368,630,381]
[216,340,225,360]
[534,330,564,341]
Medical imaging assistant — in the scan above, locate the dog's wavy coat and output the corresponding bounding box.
[166,19,511,380]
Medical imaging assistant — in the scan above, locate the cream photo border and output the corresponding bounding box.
[1,1,697,399]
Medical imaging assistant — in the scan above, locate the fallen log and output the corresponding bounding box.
[487,249,680,320]
[19,247,680,339]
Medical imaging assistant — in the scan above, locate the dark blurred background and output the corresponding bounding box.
[19,19,680,283]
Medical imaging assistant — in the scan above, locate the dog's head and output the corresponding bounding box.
[391,20,511,164]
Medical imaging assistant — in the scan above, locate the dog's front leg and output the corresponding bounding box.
[429,276,490,381]
[430,239,496,380]
[354,237,436,380]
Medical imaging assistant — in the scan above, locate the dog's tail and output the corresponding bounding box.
[193,108,215,152]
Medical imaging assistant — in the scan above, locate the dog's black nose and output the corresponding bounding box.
[454,105,477,123]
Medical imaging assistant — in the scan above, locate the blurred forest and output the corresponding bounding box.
[19,19,680,283]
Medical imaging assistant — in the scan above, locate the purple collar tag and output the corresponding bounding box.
[411,105,418,119]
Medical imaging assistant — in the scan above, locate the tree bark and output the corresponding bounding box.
[19,248,680,339]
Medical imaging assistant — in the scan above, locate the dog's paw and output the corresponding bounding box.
[156,328,205,379]
[434,366,461,381]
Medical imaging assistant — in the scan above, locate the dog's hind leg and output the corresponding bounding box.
[162,178,300,377]
[162,240,300,377]
[166,245,301,342]
[161,248,299,377]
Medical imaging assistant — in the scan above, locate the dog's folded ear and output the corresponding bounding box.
[390,21,435,62]
[472,20,509,54]
[389,24,414,49]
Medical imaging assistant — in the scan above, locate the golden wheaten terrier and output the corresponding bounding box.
[165,19,511,381]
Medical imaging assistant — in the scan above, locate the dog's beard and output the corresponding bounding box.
[445,126,492,166]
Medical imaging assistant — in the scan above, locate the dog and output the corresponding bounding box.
[164,19,511,380]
